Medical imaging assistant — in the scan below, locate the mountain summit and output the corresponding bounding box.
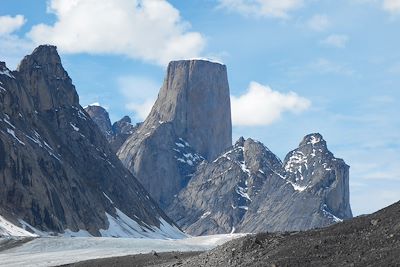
[0,45,184,238]
[168,134,352,235]
[115,60,352,235]
[117,59,232,207]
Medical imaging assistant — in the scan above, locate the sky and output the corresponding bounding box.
[1,0,399,216]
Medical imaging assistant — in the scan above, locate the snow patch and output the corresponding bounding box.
[200,211,211,219]
[287,181,308,192]
[236,186,251,201]
[322,204,343,223]
[6,128,25,145]
[175,142,185,148]
[99,208,186,239]
[309,135,322,145]
[103,193,114,204]
[70,123,79,131]
[0,215,37,237]
[0,69,15,79]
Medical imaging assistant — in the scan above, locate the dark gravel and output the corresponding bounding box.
[174,201,400,267]
[60,251,202,267]
[60,201,400,267]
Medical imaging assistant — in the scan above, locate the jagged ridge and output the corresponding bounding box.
[0,45,184,239]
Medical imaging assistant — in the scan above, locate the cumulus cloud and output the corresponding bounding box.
[307,14,330,31]
[231,82,311,126]
[0,15,26,36]
[321,34,349,48]
[383,0,400,14]
[27,0,205,65]
[217,0,303,18]
[118,75,160,121]
[0,15,33,68]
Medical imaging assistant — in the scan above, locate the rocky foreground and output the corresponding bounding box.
[66,201,400,266]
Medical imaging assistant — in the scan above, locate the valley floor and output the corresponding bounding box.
[70,201,400,267]
[0,234,245,267]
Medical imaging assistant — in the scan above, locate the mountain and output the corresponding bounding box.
[84,104,113,140]
[116,59,352,235]
[174,201,400,266]
[0,45,184,239]
[117,60,232,208]
[84,105,139,152]
[167,134,352,235]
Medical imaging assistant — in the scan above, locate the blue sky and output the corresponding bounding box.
[1,0,399,216]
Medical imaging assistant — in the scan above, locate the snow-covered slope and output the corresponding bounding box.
[1,209,185,240]
[168,134,352,235]
[0,215,37,237]
[0,234,246,267]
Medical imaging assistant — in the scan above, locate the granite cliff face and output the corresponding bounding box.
[0,46,184,238]
[117,60,232,208]
[116,58,352,234]
[84,105,113,140]
[168,134,352,235]
[84,105,138,152]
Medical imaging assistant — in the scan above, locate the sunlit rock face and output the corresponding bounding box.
[117,59,232,208]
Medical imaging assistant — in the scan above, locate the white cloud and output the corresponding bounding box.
[217,0,303,18]
[0,15,26,36]
[307,14,330,31]
[321,34,349,48]
[118,75,160,121]
[231,82,311,126]
[27,0,205,65]
[383,0,400,14]
[0,15,33,69]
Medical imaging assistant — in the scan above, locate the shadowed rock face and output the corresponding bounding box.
[84,106,138,152]
[0,45,182,238]
[117,60,232,208]
[84,105,113,140]
[17,45,79,112]
[167,134,352,235]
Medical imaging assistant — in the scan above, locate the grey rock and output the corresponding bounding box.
[110,116,140,152]
[0,45,183,237]
[84,106,139,152]
[168,134,352,235]
[84,105,113,140]
[117,60,232,207]
[176,201,400,267]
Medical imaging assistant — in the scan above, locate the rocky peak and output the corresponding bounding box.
[283,133,352,220]
[84,105,113,139]
[168,133,352,235]
[0,45,184,239]
[284,133,337,184]
[235,136,245,147]
[0,62,15,79]
[16,45,79,111]
[299,133,327,148]
[112,116,134,135]
[143,59,232,161]
[18,45,61,71]
[84,107,138,152]
[117,59,233,208]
